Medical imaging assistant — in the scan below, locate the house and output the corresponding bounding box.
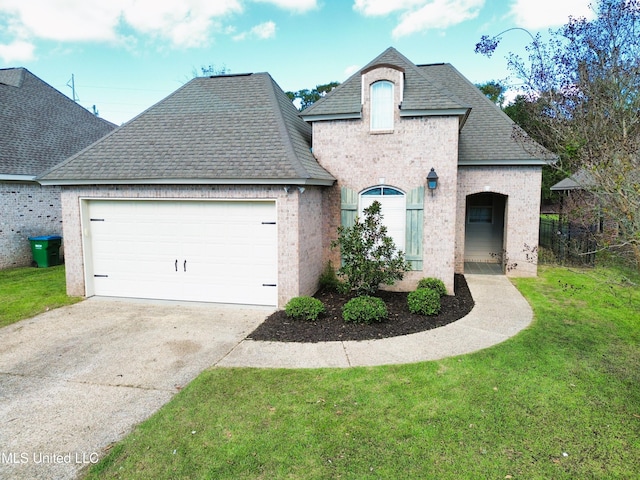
[0,68,116,269]
[39,48,547,308]
[551,169,617,240]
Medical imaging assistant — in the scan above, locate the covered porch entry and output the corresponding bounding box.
[464,192,507,274]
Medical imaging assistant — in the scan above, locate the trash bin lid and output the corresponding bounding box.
[28,235,62,241]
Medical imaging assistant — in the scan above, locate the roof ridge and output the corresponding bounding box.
[263,73,325,180]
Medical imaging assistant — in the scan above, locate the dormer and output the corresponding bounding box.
[301,47,470,131]
[361,64,404,133]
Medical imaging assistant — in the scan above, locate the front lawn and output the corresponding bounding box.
[85,265,640,479]
[0,265,82,328]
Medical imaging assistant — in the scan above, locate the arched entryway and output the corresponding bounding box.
[464,192,507,274]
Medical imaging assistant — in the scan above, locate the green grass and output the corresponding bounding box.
[0,265,82,328]
[83,265,638,478]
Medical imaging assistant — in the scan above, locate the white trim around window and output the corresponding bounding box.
[360,186,406,250]
[370,80,394,131]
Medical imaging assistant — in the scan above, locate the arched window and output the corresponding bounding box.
[370,81,394,131]
[360,186,405,250]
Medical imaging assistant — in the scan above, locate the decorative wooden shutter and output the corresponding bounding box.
[405,186,424,270]
[340,187,358,229]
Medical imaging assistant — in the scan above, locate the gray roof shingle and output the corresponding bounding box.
[418,63,551,165]
[40,72,335,185]
[0,68,116,177]
[301,47,469,119]
[301,47,550,165]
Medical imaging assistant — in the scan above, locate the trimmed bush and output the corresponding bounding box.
[318,261,343,292]
[284,296,325,321]
[407,288,441,316]
[417,277,447,297]
[342,296,388,324]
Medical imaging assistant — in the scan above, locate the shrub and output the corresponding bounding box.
[342,296,388,324]
[407,288,441,316]
[332,201,411,296]
[284,296,325,321]
[318,261,343,292]
[417,277,447,297]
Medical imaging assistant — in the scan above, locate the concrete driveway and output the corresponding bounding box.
[0,297,270,480]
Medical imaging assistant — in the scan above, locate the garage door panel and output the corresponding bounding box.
[85,200,277,306]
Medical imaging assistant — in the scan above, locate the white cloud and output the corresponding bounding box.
[0,0,308,52]
[353,0,425,16]
[233,20,276,41]
[392,0,484,37]
[0,0,122,42]
[252,0,317,12]
[120,0,243,47]
[509,0,595,30]
[251,21,276,39]
[353,0,485,37]
[0,39,35,63]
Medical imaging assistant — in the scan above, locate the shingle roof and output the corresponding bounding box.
[418,63,550,165]
[550,169,594,191]
[39,73,335,185]
[301,47,469,119]
[0,68,116,177]
[301,47,550,166]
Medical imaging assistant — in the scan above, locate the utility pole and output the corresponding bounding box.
[66,74,79,102]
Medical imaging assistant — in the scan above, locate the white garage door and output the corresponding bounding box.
[83,200,278,306]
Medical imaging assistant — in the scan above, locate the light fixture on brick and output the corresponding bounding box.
[427,168,439,195]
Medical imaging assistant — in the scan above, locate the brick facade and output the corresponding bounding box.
[0,182,62,269]
[455,166,542,277]
[60,184,323,307]
[312,67,460,293]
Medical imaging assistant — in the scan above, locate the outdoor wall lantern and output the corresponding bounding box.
[427,168,439,195]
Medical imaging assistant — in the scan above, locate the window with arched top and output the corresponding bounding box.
[370,81,394,131]
[360,186,406,250]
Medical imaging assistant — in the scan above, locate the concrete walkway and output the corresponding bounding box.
[0,274,531,480]
[218,274,533,368]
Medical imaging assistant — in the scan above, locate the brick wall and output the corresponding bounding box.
[0,182,62,269]
[60,185,324,307]
[312,67,460,293]
[296,187,324,297]
[456,166,542,277]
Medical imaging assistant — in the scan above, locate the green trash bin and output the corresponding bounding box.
[28,235,62,267]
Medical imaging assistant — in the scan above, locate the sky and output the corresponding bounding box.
[0,0,596,126]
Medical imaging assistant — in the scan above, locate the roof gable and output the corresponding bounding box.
[301,47,469,121]
[0,68,116,177]
[39,73,335,185]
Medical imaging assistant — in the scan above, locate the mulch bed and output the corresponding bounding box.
[247,274,475,343]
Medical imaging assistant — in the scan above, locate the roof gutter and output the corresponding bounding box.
[301,112,361,122]
[458,159,550,166]
[0,174,37,182]
[37,177,336,187]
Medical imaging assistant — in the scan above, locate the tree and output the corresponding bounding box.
[286,81,340,110]
[191,63,229,78]
[477,0,640,269]
[476,80,506,107]
[331,201,411,296]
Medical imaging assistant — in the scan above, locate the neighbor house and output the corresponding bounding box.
[0,68,116,269]
[39,48,547,307]
[551,169,618,240]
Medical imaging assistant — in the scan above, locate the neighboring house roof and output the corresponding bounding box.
[39,73,335,186]
[0,68,116,180]
[301,47,470,123]
[301,47,550,166]
[550,168,595,191]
